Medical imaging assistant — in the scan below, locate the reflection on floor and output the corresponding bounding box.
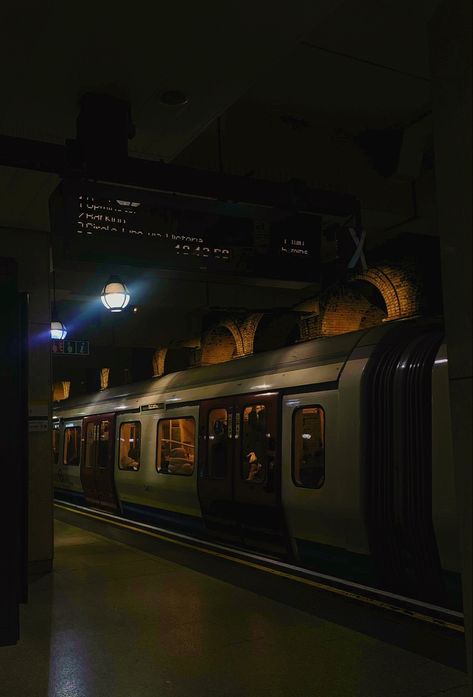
[0,520,469,697]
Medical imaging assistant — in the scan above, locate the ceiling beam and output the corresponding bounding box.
[0,134,358,218]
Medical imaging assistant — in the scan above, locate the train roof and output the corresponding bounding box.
[54,317,441,415]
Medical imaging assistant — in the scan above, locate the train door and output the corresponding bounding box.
[60,422,83,496]
[52,420,62,487]
[198,399,238,541]
[281,391,341,573]
[80,414,119,512]
[233,393,289,555]
[198,394,290,556]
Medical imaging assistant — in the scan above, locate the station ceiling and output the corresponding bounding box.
[0,0,442,346]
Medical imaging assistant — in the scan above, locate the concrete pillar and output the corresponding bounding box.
[1,228,53,573]
[429,0,472,681]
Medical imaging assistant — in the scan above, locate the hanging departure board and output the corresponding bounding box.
[49,179,321,281]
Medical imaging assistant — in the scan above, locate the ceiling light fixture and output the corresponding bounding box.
[101,275,130,312]
[51,318,67,340]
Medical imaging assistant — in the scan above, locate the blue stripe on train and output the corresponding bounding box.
[296,537,377,586]
[120,500,206,537]
[54,488,87,506]
[296,538,463,610]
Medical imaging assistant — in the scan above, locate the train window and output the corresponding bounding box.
[98,420,110,469]
[206,408,228,479]
[63,427,81,467]
[241,405,268,483]
[157,417,195,476]
[85,422,96,468]
[52,426,59,465]
[292,406,325,489]
[118,422,141,471]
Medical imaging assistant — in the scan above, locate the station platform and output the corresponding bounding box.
[0,519,469,697]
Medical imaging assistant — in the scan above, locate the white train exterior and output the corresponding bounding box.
[53,317,462,608]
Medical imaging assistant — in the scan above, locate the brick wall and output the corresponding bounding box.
[353,263,422,320]
[201,325,238,365]
[152,347,168,377]
[320,285,386,336]
[155,262,423,367]
[52,381,71,401]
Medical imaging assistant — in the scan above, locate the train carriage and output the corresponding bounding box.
[53,317,462,609]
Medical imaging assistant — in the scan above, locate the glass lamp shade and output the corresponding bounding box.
[101,277,130,312]
[51,320,67,340]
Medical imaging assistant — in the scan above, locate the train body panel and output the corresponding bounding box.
[115,407,203,528]
[336,345,373,557]
[53,419,84,503]
[52,319,462,607]
[431,345,461,575]
[281,389,339,547]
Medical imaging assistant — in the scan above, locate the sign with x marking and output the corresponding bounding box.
[347,228,368,271]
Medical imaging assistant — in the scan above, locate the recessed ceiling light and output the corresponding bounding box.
[159,90,189,106]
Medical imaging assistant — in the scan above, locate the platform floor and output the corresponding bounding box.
[0,521,469,697]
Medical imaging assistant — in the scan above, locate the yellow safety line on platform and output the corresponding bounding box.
[54,503,464,634]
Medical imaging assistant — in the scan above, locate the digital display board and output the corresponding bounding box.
[50,180,321,281]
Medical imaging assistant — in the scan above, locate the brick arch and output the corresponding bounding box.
[320,285,386,336]
[220,319,246,356]
[352,264,421,320]
[239,312,265,354]
[253,311,302,352]
[153,345,198,376]
[201,325,238,365]
[52,381,71,402]
[224,313,265,356]
[299,311,322,341]
[152,348,168,377]
[164,347,197,374]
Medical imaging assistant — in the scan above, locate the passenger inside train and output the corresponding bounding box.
[246,451,264,482]
[119,422,141,471]
[157,417,195,475]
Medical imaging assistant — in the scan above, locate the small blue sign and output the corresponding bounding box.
[52,340,89,356]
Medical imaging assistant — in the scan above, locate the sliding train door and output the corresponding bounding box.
[198,394,290,556]
[80,414,119,512]
[233,393,288,554]
[198,400,237,541]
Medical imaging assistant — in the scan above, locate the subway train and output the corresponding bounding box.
[53,317,462,609]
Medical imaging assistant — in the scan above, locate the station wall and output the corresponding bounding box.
[2,227,52,572]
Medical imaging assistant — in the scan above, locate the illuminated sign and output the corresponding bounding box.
[50,180,321,281]
[52,340,89,356]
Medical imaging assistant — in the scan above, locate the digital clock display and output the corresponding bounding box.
[78,195,233,262]
[50,180,321,281]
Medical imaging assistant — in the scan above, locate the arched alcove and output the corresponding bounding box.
[201,325,238,365]
[253,312,301,352]
[320,285,381,336]
[352,264,421,320]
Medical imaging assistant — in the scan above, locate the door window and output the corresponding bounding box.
[52,426,59,465]
[63,426,81,466]
[118,422,141,471]
[292,406,325,488]
[241,405,267,482]
[85,422,96,468]
[157,417,195,475]
[206,408,228,479]
[98,420,110,469]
